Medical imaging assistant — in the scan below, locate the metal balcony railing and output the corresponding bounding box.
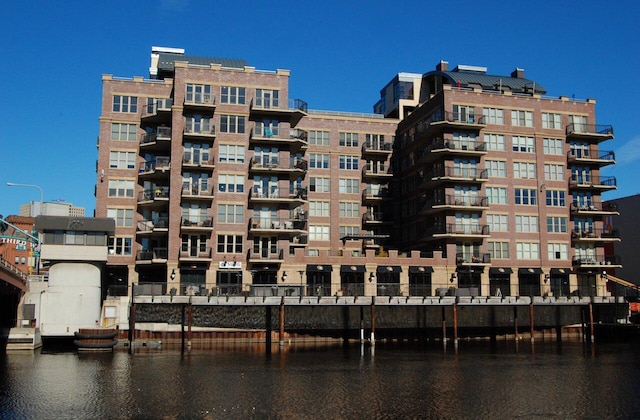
[571,227,620,240]
[137,217,168,232]
[248,248,285,261]
[362,142,393,153]
[572,254,621,266]
[179,247,212,259]
[142,98,173,117]
[182,153,214,166]
[181,216,213,227]
[569,174,617,187]
[568,149,615,162]
[184,122,216,136]
[427,166,488,180]
[136,248,168,261]
[250,217,307,231]
[184,94,216,107]
[429,194,489,207]
[565,124,613,136]
[138,187,169,202]
[570,202,618,213]
[139,157,171,173]
[456,253,491,264]
[431,223,490,235]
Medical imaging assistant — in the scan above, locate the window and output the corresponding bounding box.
[547,216,567,233]
[86,232,106,246]
[310,177,330,192]
[486,187,507,204]
[111,123,137,141]
[487,214,508,232]
[218,144,245,163]
[453,132,477,150]
[218,174,245,193]
[546,190,566,207]
[543,138,563,155]
[365,134,386,148]
[511,110,533,127]
[542,112,562,129]
[108,180,135,198]
[183,142,211,165]
[512,136,535,152]
[513,162,536,179]
[339,132,359,147]
[217,234,243,253]
[483,108,504,125]
[484,133,505,151]
[486,160,506,178]
[220,86,245,104]
[340,226,360,237]
[255,120,279,137]
[548,243,569,260]
[65,231,84,245]
[310,201,330,216]
[112,95,137,113]
[453,105,476,122]
[185,84,212,104]
[108,237,132,256]
[107,208,134,227]
[515,215,538,232]
[309,225,330,241]
[544,164,565,181]
[255,89,279,108]
[339,155,359,170]
[309,130,330,146]
[488,241,510,259]
[339,202,359,217]
[109,151,136,169]
[516,242,539,260]
[309,153,330,169]
[219,115,246,133]
[515,189,537,205]
[339,178,360,194]
[569,115,588,132]
[217,204,244,224]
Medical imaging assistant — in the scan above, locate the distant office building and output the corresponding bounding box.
[95,47,618,298]
[0,215,36,275]
[603,194,640,288]
[20,201,85,218]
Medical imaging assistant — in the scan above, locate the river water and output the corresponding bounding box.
[1,340,639,419]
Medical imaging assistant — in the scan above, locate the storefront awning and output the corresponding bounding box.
[376,265,402,274]
[306,264,333,272]
[489,267,513,275]
[518,268,544,275]
[409,266,434,274]
[550,268,572,276]
[457,266,485,274]
[340,265,366,273]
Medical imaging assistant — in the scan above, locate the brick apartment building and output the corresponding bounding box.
[95,47,618,298]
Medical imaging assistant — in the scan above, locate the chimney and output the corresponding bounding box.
[511,68,525,79]
[436,60,449,72]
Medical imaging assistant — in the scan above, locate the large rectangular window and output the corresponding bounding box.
[309,225,330,241]
[548,243,569,260]
[512,136,535,152]
[486,160,506,178]
[515,215,538,232]
[486,187,507,204]
[515,189,537,205]
[546,190,566,207]
[487,214,508,232]
[547,216,568,233]
[109,151,136,169]
[108,180,135,198]
[220,86,246,104]
[513,162,536,179]
[339,132,359,147]
[516,242,539,260]
[107,208,134,227]
[111,123,137,141]
[309,153,330,169]
[113,95,137,113]
[219,115,246,133]
[185,84,212,104]
[543,138,564,155]
[511,110,533,127]
[484,133,505,151]
[309,130,330,146]
[218,174,245,193]
[339,155,359,170]
[310,177,330,192]
[218,144,245,163]
[483,108,504,125]
[217,235,243,253]
[108,237,132,255]
[339,226,360,237]
[542,112,562,129]
[544,164,565,181]
[310,201,330,216]
[217,204,244,223]
[339,202,359,217]
[488,241,510,259]
[339,178,360,194]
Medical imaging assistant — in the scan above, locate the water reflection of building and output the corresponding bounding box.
[95,47,619,300]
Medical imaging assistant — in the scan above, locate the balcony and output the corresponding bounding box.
[456,253,491,265]
[362,212,390,225]
[136,217,169,235]
[141,99,173,126]
[362,187,391,202]
[181,184,214,200]
[249,157,307,179]
[572,254,621,268]
[422,195,489,213]
[138,157,171,178]
[182,154,215,170]
[423,166,488,185]
[571,227,621,242]
[570,202,619,216]
[568,149,615,167]
[248,248,285,262]
[140,126,172,150]
[183,94,216,109]
[362,164,393,179]
[138,187,169,206]
[181,216,214,231]
[362,141,393,156]
[418,138,487,163]
[416,110,486,136]
[426,223,490,239]
[289,234,309,247]
[250,128,309,152]
[250,98,308,126]
[136,247,168,264]
[249,187,307,207]
[183,122,216,140]
[569,175,617,191]
[249,217,307,234]
[565,124,614,142]
[179,246,213,262]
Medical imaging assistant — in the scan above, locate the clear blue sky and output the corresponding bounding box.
[1,0,639,216]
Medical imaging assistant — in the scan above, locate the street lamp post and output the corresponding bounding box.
[6,182,44,216]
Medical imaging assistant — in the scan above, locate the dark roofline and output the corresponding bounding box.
[35,216,115,234]
[157,52,247,73]
[423,69,546,95]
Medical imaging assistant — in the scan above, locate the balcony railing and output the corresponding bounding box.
[184,94,216,107]
[136,248,168,261]
[181,216,214,228]
[137,217,168,232]
[417,111,485,132]
[427,166,488,181]
[138,187,169,202]
[570,202,618,213]
[566,124,614,136]
[569,174,617,188]
[184,122,216,136]
[571,227,620,240]
[362,142,393,153]
[248,248,285,261]
[139,157,171,174]
[141,126,172,144]
[568,149,615,163]
[427,137,487,154]
[181,184,214,198]
[142,98,173,117]
[362,165,392,177]
[429,194,489,208]
[249,217,307,231]
[572,254,621,267]
[179,247,213,259]
[456,253,491,264]
[182,154,215,167]
[362,187,390,200]
[431,223,490,236]
[251,98,308,112]
[249,157,308,171]
[250,187,308,200]
[362,212,386,223]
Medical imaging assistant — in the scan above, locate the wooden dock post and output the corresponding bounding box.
[265,306,272,349]
[453,300,459,347]
[180,304,186,354]
[441,306,447,343]
[360,306,364,343]
[128,300,136,354]
[529,301,535,342]
[589,301,595,343]
[514,306,518,341]
[370,298,376,345]
[279,297,285,347]
[187,299,193,348]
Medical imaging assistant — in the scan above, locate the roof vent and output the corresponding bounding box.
[511,68,525,79]
[453,65,487,74]
[436,60,449,72]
